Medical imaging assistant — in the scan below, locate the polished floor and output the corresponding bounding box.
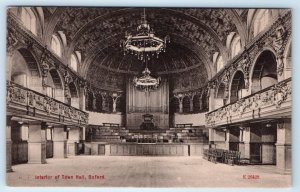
[7,156,291,188]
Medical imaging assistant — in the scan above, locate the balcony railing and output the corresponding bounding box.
[206,78,292,127]
[7,81,89,125]
[129,106,168,113]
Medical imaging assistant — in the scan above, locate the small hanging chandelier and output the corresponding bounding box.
[120,8,170,62]
[133,66,161,91]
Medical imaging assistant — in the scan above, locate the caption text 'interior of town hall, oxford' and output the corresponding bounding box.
[6,7,292,187]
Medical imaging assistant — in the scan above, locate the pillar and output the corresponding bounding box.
[276,119,291,174]
[189,97,193,112]
[92,94,96,111]
[225,129,230,150]
[67,127,80,155]
[53,126,67,158]
[238,128,245,158]
[6,116,13,172]
[211,129,226,149]
[179,98,183,113]
[28,121,47,164]
[112,97,117,113]
[243,127,251,159]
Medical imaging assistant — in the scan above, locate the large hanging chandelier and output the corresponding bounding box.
[120,8,170,62]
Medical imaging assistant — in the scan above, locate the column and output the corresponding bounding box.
[238,127,245,158]
[189,97,193,112]
[212,129,226,149]
[6,116,13,172]
[53,126,67,158]
[225,129,230,150]
[28,121,47,164]
[112,97,117,113]
[92,94,96,111]
[243,127,251,159]
[276,119,291,174]
[67,127,80,155]
[178,97,183,113]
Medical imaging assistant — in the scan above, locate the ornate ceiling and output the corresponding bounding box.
[44,7,247,90]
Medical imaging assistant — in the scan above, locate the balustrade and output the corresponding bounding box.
[7,81,89,125]
[206,78,292,127]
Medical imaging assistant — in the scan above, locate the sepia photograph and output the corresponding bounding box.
[5,7,292,188]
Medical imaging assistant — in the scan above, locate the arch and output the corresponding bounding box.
[85,91,94,111]
[69,82,79,108]
[193,94,201,113]
[51,34,62,57]
[231,35,241,58]
[251,50,278,94]
[70,53,79,72]
[201,91,208,112]
[116,95,126,113]
[182,96,190,113]
[48,69,64,101]
[95,94,103,112]
[216,55,224,72]
[11,48,41,90]
[170,97,180,113]
[20,7,37,35]
[230,70,246,103]
[248,9,273,38]
[106,96,113,113]
[215,83,227,108]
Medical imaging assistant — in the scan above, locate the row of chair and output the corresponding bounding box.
[203,148,241,165]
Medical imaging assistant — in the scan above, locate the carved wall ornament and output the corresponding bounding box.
[7,27,19,54]
[270,24,288,76]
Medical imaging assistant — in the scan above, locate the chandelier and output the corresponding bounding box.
[120,8,170,62]
[133,67,161,91]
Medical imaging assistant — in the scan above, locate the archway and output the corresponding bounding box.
[230,71,246,103]
[170,97,180,114]
[69,82,79,108]
[216,83,226,107]
[182,96,190,113]
[11,48,40,90]
[95,94,103,112]
[251,50,277,94]
[48,69,64,102]
[193,94,201,113]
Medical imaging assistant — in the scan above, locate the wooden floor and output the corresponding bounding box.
[7,156,291,188]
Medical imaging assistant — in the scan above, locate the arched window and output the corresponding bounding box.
[230,71,246,103]
[231,36,241,58]
[70,54,78,72]
[20,8,37,35]
[216,55,224,72]
[253,9,271,36]
[51,35,62,57]
[251,51,278,93]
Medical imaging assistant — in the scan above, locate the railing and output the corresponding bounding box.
[7,81,89,125]
[130,106,168,113]
[206,78,292,127]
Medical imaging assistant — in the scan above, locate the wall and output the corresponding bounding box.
[88,111,124,126]
[174,112,206,126]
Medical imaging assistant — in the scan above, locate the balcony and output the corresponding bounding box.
[206,78,292,127]
[7,81,89,126]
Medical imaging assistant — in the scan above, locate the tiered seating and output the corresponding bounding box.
[87,124,208,144]
[88,124,128,142]
[166,126,208,143]
[203,148,241,165]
